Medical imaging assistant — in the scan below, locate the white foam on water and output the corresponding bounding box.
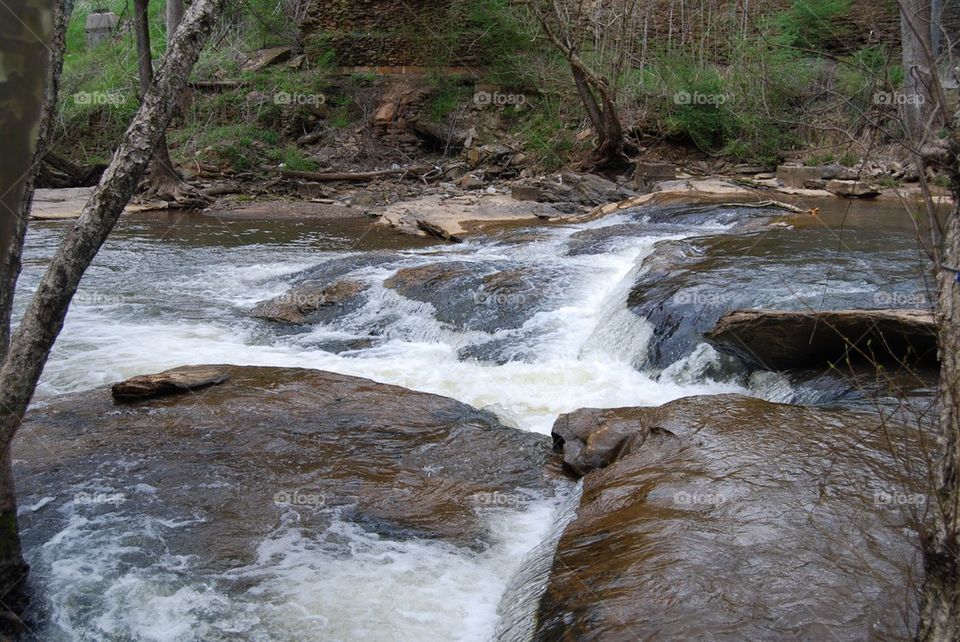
[18,212,754,640]
[26,482,562,642]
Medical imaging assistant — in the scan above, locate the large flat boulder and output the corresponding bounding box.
[17,366,561,562]
[30,187,159,219]
[776,164,824,188]
[376,193,565,241]
[539,394,926,640]
[705,308,938,370]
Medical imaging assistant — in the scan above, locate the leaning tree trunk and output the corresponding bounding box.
[0,0,224,616]
[133,0,204,205]
[538,5,630,170]
[0,0,56,627]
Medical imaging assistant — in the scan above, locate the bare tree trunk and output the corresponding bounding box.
[900,0,960,633]
[167,0,185,38]
[920,161,960,640]
[0,0,61,628]
[0,0,224,612]
[0,0,65,361]
[133,0,205,206]
[538,3,630,169]
[900,0,945,145]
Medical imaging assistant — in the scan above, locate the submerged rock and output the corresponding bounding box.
[251,279,366,325]
[539,394,926,640]
[705,308,938,370]
[384,261,558,336]
[18,366,561,563]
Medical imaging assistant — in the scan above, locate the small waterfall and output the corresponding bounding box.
[492,482,583,642]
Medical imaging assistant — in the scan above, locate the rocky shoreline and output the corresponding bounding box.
[32,165,954,246]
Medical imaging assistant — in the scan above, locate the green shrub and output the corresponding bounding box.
[771,0,852,52]
[511,96,579,170]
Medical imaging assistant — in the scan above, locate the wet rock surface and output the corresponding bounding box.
[251,279,367,324]
[706,308,938,370]
[538,394,926,640]
[384,261,561,336]
[627,224,932,372]
[17,366,561,567]
[565,203,780,257]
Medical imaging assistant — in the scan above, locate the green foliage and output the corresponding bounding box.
[171,124,280,170]
[660,64,736,151]
[459,0,535,84]
[511,97,578,171]
[425,76,468,123]
[302,34,338,72]
[805,153,836,166]
[839,152,859,167]
[631,40,809,163]
[59,0,158,160]
[771,0,852,52]
[268,144,320,171]
[240,0,301,49]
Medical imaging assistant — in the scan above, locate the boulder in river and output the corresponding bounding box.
[383,261,557,337]
[705,308,938,370]
[826,179,881,198]
[19,366,562,560]
[251,279,366,324]
[376,193,565,241]
[540,394,926,639]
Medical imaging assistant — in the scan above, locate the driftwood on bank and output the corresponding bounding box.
[187,79,246,91]
[260,165,436,182]
[39,153,107,188]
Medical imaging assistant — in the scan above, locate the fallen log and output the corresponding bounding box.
[260,166,434,182]
[187,79,246,91]
[200,181,241,197]
[38,153,107,188]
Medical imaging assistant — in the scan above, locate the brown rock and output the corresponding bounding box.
[633,161,677,189]
[539,394,925,640]
[373,101,397,124]
[384,263,472,294]
[826,179,881,198]
[776,164,823,188]
[21,367,560,566]
[459,174,484,190]
[705,308,937,370]
[510,185,541,202]
[240,46,292,72]
[551,406,677,476]
[111,366,230,400]
[251,280,365,324]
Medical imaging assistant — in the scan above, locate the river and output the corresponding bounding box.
[12,198,935,640]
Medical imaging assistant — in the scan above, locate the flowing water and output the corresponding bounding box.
[12,200,933,640]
